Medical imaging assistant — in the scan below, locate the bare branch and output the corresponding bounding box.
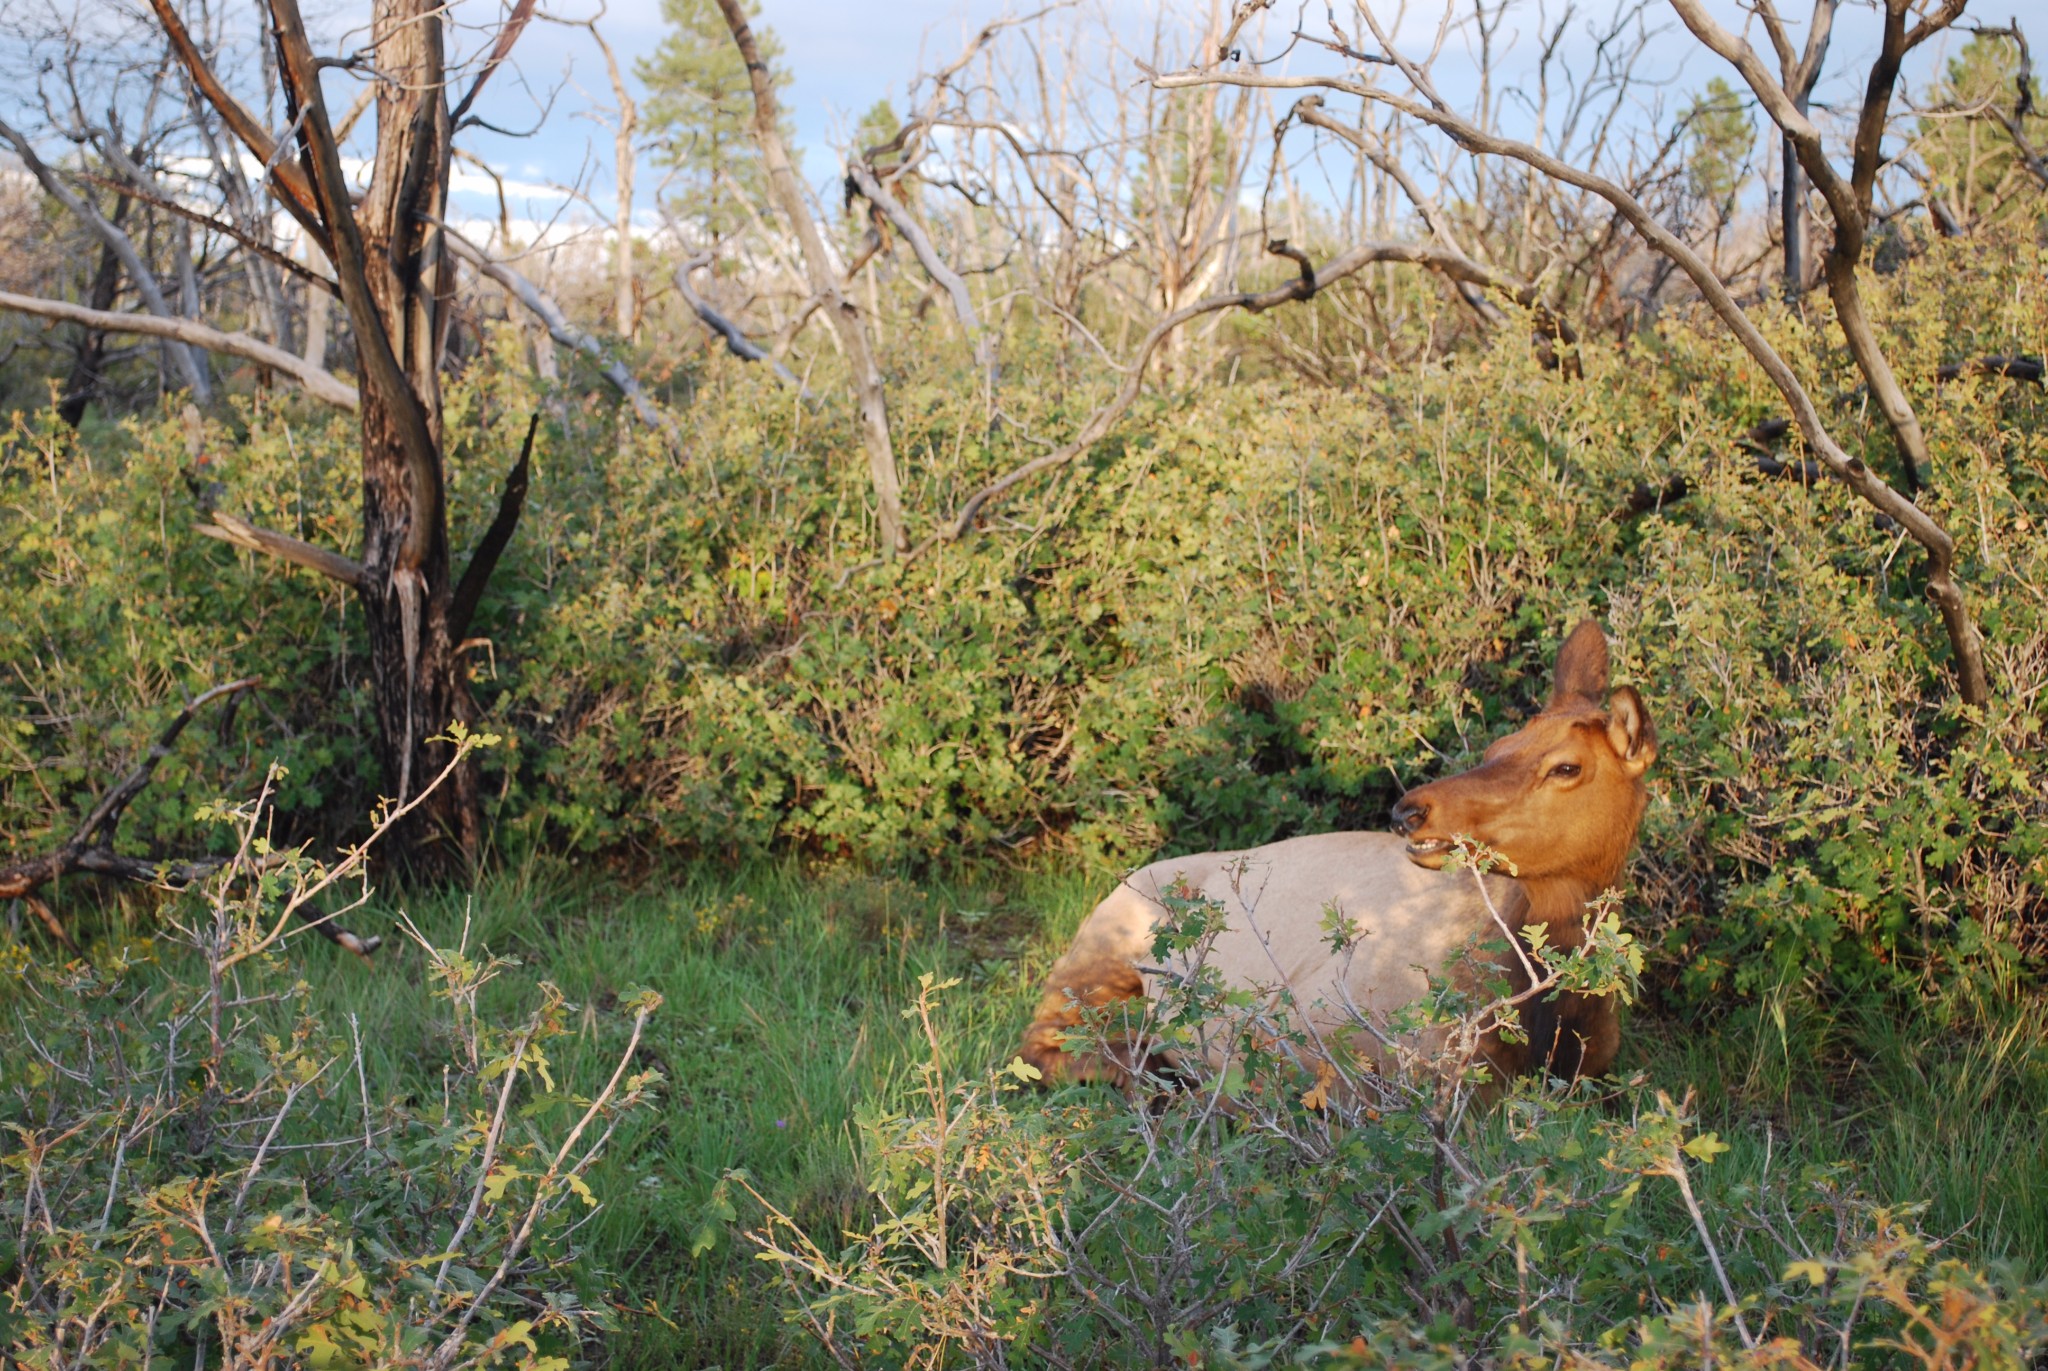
[890,239,1475,568]
[0,290,357,411]
[451,0,539,126]
[144,0,326,244]
[448,414,538,642]
[1150,62,1989,705]
[716,0,906,552]
[674,253,803,388]
[442,227,671,431]
[844,160,992,379]
[0,119,213,400]
[0,682,378,956]
[196,511,368,587]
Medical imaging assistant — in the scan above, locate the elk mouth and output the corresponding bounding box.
[1403,837,1453,866]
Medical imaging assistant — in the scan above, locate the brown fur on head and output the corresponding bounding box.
[1391,620,1656,893]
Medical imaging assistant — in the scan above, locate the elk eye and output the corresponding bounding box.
[1547,763,1581,780]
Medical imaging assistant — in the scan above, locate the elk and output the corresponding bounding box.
[1020,620,1656,1091]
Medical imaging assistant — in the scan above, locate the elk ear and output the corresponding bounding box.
[1549,620,1610,707]
[1605,686,1657,776]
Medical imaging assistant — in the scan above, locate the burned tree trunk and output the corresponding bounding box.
[151,0,541,869]
[337,0,478,866]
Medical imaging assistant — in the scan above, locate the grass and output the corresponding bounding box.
[14,853,2048,1367]
[131,852,1108,1367]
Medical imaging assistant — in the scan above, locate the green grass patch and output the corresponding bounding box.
[12,855,2041,1366]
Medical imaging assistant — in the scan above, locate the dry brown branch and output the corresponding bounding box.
[69,166,338,299]
[1609,418,1823,520]
[1668,0,1965,499]
[451,0,539,125]
[196,511,369,587]
[143,0,325,244]
[0,291,358,410]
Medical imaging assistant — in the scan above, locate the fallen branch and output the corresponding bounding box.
[1936,353,2044,384]
[674,253,803,388]
[0,680,379,956]
[1610,419,1824,520]
[0,290,358,411]
[441,228,671,432]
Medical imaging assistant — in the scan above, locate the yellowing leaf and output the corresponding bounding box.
[1681,1132,1731,1164]
[1301,1059,1336,1112]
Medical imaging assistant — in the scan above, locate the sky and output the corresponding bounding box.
[5,0,2030,249]
[414,0,2025,246]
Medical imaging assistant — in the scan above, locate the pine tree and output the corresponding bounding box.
[637,0,795,239]
[1914,32,2046,231]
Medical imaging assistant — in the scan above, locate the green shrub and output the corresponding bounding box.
[1,750,661,1368]
[719,911,2048,1368]
[2,235,2042,1017]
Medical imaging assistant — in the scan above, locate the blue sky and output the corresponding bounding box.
[422,0,2020,243]
[5,0,2023,245]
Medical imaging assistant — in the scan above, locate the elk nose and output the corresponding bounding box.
[1391,795,1428,835]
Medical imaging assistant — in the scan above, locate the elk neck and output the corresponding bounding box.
[1516,872,1610,950]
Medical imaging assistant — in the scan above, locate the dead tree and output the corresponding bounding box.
[714,0,908,554]
[142,0,549,868]
[1153,0,1991,709]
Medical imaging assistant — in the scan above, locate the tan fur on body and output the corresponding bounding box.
[1021,620,1655,1091]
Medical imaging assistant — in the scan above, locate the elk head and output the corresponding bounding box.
[1390,621,1655,890]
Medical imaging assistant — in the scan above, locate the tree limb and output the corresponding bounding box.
[442,227,671,431]
[674,253,803,388]
[451,0,539,125]
[0,680,382,957]
[0,119,213,401]
[716,0,906,552]
[1936,353,2043,384]
[196,510,368,587]
[844,160,992,380]
[448,413,538,642]
[0,290,358,410]
[1150,61,1989,706]
[71,164,338,298]
[881,239,1460,571]
[1610,418,1824,519]
[144,0,327,246]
